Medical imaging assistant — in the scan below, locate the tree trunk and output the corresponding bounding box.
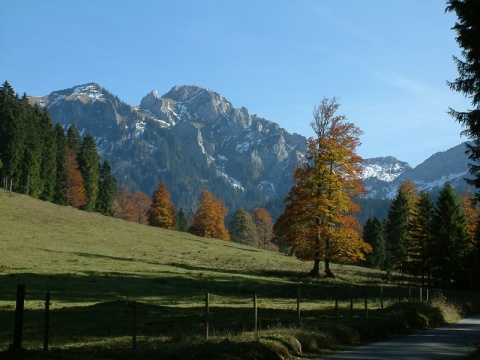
[310,257,321,276]
[324,236,335,278]
[310,218,322,277]
[324,258,335,278]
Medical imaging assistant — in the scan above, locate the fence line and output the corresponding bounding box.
[5,283,441,352]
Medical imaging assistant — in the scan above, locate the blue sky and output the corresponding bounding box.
[0,0,470,167]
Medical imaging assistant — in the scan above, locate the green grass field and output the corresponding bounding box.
[1,190,477,359]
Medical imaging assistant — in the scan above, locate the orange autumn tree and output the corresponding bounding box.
[250,208,276,250]
[64,147,87,209]
[131,191,152,225]
[147,182,176,230]
[276,98,371,277]
[191,189,230,241]
[461,191,480,247]
[113,186,151,225]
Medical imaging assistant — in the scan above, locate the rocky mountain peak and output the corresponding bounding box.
[361,156,412,182]
[27,82,472,217]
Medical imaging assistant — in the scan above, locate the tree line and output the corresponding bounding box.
[0,80,277,252]
[362,180,480,289]
[116,182,277,251]
[0,81,117,214]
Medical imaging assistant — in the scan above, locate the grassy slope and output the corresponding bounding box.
[1,191,474,359]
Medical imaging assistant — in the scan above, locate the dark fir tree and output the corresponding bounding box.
[177,207,188,232]
[66,123,82,154]
[432,182,468,288]
[54,123,69,205]
[229,208,260,247]
[0,81,24,190]
[408,192,435,286]
[446,0,480,200]
[39,110,57,201]
[20,99,43,197]
[96,160,117,216]
[385,188,410,273]
[78,134,100,211]
[362,217,386,270]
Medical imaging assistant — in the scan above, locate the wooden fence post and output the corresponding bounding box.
[397,281,401,303]
[13,284,25,350]
[380,286,384,310]
[419,287,423,302]
[43,291,50,352]
[205,293,209,340]
[297,287,301,326]
[253,294,258,333]
[132,301,136,350]
[335,293,338,322]
[350,287,353,322]
[364,289,368,320]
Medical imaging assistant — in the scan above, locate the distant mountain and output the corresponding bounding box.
[360,142,473,199]
[30,83,306,217]
[29,83,473,219]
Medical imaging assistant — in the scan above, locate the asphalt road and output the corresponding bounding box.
[320,316,480,359]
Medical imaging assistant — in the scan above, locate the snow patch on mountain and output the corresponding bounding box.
[360,156,412,182]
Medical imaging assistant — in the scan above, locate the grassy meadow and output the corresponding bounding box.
[1,190,478,359]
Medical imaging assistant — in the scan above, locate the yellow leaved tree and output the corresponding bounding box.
[191,189,230,241]
[275,98,371,277]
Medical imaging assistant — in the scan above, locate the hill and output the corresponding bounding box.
[1,191,475,359]
[0,190,313,281]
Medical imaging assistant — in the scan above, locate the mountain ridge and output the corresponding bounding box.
[28,82,473,217]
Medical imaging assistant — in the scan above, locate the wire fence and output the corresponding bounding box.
[2,282,443,352]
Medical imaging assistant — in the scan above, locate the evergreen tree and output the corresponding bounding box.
[0,82,24,190]
[54,124,69,205]
[408,192,435,285]
[229,208,260,247]
[147,182,177,229]
[20,100,43,197]
[78,134,100,211]
[66,123,81,154]
[96,160,117,216]
[39,110,57,201]
[446,0,480,200]
[177,207,188,232]
[432,182,468,288]
[362,217,386,269]
[385,182,418,274]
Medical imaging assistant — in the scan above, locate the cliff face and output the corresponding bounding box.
[30,83,308,213]
[29,82,472,217]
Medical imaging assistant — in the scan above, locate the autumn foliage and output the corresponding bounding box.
[191,189,229,241]
[250,208,276,250]
[64,147,87,209]
[147,182,177,230]
[275,98,370,276]
[113,186,151,224]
